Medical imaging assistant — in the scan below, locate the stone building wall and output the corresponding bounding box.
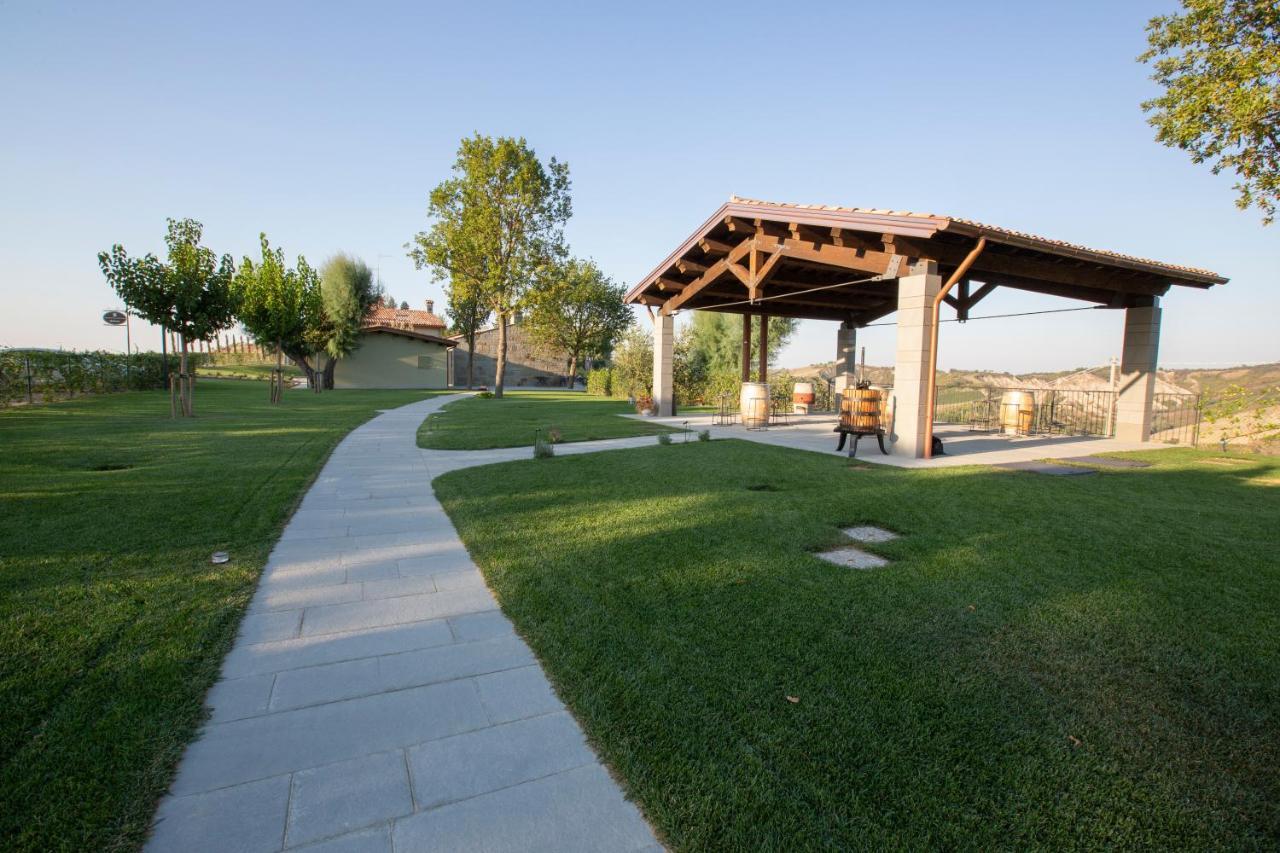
[450,322,573,388]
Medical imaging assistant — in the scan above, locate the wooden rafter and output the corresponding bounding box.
[942,281,998,319]
[659,239,759,315]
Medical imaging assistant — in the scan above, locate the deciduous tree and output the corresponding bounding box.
[231,233,317,403]
[309,254,380,389]
[1140,0,1280,223]
[524,259,632,387]
[98,218,236,415]
[445,277,490,389]
[684,311,798,376]
[406,134,571,397]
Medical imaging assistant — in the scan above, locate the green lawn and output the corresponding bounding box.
[196,362,302,382]
[0,381,447,851]
[434,442,1280,850]
[417,390,692,449]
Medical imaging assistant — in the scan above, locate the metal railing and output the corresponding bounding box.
[933,386,1120,437]
[1150,391,1201,446]
[933,385,1204,445]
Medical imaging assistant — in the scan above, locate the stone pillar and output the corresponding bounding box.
[890,261,941,458]
[834,321,857,403]
[653,311,675,417]
[1114,299,1161,442]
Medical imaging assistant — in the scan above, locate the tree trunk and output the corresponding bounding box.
[493,314,508,398]
[323,357,336,390]
[283,347,316,388]
[566,352,578,389]
[313,352,324,394]
[179,335,192,416]
[466,331,476,389]
[273,339,284,403]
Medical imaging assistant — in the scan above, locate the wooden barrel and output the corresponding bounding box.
[1000,391,1035,435]
[840,387,881,433]
[740,382,770,428]
[871,384,893,434]
[792,381,815,405]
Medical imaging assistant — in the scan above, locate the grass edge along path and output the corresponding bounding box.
[0,382,450,852]
[434,441,1280,851]
[417,390,691,450]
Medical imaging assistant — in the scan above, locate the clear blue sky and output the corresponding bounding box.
[1,0,1274,372]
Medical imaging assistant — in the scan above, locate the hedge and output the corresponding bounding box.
[0,350,196,407]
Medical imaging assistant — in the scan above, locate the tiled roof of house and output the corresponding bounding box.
[365,305,447,329]
[360,325,457,347]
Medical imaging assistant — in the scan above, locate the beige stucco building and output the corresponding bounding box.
[331,326,456,390]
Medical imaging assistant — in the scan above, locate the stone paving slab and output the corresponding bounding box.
[286,751,413,847]
[997,460,1098,477]
[1058,454,1152,469]
[148,395,660,852]
[842,525,899,543]
[815,546,890,570]
[392,764,656,853]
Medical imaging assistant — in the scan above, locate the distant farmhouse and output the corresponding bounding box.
[450,319,575,388]
[366,300,448,335]
[330,300,456,390]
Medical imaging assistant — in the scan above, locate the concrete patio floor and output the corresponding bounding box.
[147,395,660,853]
[639,413,1160,468]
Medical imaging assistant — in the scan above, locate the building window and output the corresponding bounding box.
[417,355,436,370]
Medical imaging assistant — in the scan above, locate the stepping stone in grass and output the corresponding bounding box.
[996,461,1096,477]
[842,525,899,543]
[815,547,889,570]
[1063,455,1151,469]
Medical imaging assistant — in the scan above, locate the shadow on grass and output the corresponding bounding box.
[434,440,1280,850]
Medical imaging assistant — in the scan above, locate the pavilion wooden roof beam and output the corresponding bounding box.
[629,199,1226,321]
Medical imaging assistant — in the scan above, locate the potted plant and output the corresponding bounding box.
[636,394,654,416]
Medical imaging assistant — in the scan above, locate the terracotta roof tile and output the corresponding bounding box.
[365,306,447,329]
[360,324,457,347]
[728,195,1224,280]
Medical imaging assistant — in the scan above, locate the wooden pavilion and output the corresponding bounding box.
[624,197,1227,458]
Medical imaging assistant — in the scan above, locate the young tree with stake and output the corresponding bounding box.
[407,134,571,398]
[231,233,317,403]
[98,218,236,416]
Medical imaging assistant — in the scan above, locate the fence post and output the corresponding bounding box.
[1192,393,1202,448]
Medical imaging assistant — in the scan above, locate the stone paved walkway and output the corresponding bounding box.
[148,395,661,853]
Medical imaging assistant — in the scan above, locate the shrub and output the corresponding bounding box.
[547,427,563,444]
[612,327,653,399]
[0,349,192,406]
[698,429,711,442]
[533,436,555,458]
[768,370,796,406]
[586,367,613,397]
[657,432,672,445]
[475,390,494,399]
[635,394,654,414]
[704,369,742,406]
